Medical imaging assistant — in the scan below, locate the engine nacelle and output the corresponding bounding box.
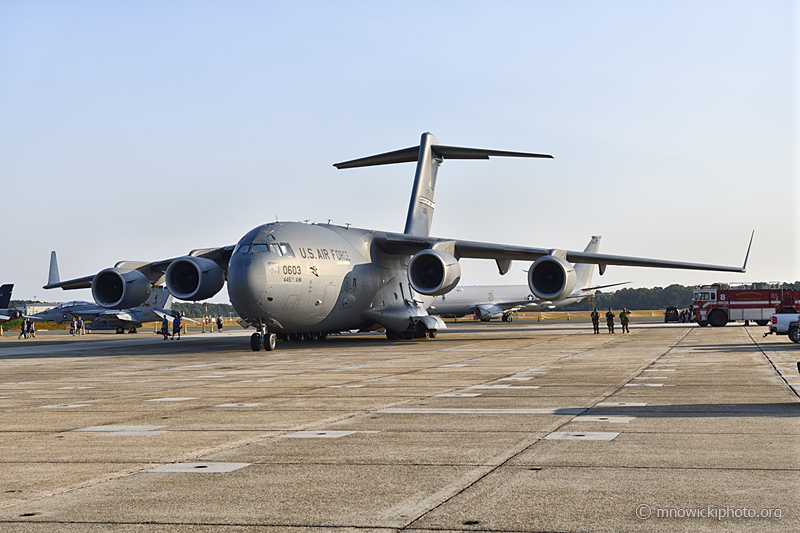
[474,304,503,321]
[407,249,462,296]
[92,268,152,309]
[166,256,225,301]
[527,255,577,301]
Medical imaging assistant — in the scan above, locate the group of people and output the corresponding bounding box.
[69,317,83,336]
[17,318,36,339]
[161,313,183,340]
[591,307,632,334]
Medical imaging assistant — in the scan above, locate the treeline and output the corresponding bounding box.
[561,281,800,311]
[171,302,238,318]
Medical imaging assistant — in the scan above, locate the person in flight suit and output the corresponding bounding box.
[591,308,600,334]
[620,308,631,333]
[605,308,615,333]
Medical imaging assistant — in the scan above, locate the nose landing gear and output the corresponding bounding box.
[250,327,277,351]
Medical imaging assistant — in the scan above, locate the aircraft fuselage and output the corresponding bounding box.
[227,222,434,334]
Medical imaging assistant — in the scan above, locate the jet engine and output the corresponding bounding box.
[527,255,577,301]
[166,256,225,301]
[92,268,152,309]
[407,249,461,296]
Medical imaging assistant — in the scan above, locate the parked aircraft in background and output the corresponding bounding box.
[30,253,177,333]
[44,133,750,351]
[427,236,627,321]
[0,284,22,322]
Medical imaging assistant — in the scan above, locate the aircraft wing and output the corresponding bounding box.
[0,314,10,322]
[374,232,750,273]
[44,246,235,290]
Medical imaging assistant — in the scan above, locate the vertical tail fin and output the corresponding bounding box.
[48,251,60,286]
[403,133,441,236]
[0,284,13,309]
[575,236,601,289]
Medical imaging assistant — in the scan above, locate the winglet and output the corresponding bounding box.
[741,230,754,272]
[48,251,60,286]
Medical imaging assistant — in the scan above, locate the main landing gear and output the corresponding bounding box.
[501,313,513,323]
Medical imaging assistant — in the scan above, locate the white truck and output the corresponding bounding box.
[765,307,800,343]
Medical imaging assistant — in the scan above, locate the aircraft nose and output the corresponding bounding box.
[227,254,267,315]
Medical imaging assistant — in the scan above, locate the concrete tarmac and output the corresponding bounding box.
[0,320,797,532]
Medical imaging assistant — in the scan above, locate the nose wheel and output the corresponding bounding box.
[250,331,277,351]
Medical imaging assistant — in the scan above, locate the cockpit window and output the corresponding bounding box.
[279,243,294,257]
[267,234,276,241]
[269,243,282,255]
[235,243,250,254]
[250,244,271,253]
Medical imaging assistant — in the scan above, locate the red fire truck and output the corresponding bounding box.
[692,284,800,327]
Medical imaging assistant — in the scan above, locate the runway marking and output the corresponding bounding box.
[497,377,534,381]
[545,431,619,440]
[278,430,379,439]
[573,416,635,423]
[435,393,482,397]
[38,404,89,408]
[649,364,678,367]
[147,462,250,473]
[624,383,664,387]
[376,408,585,415]
[595,402,647,406]
[634,376,669,380]
[146,397,198,402]
[644,369,676,372]
[74,425,168,436]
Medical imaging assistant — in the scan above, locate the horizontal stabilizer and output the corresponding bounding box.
[334,143,553,169]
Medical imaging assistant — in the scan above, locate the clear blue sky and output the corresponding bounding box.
[1,1,796,303]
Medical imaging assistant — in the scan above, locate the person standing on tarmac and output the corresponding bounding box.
[591,308,600,334]
[172,313,182,340]
[620,308,631,333]
[216,316,223,332]
[606,308,615,333]
[161,316,170,340]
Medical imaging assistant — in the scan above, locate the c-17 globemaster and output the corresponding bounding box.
[45,132,750,351]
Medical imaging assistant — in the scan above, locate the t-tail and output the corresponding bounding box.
[575,236,601,289]
[334,132,553,237]
[0,284,13,309]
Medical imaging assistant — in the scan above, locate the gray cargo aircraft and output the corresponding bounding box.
[32,253,177,333]
[427,236,626,321]
[44,132,750,351]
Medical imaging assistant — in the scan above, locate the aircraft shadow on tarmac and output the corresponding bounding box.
[588,403,800,418]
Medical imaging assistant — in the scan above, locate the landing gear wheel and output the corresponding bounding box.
[129,328,137,334]
[506,314,513,323]
[250,333,262,351]
[386,331,398,340]
[429,330,437,339]
[115,326,125,334]
[708,310,728,327]
[263,332,277,351]
[788,326,800,344]
[697,320,708,327]
[755,320,769,327]
[402,330,414,340]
